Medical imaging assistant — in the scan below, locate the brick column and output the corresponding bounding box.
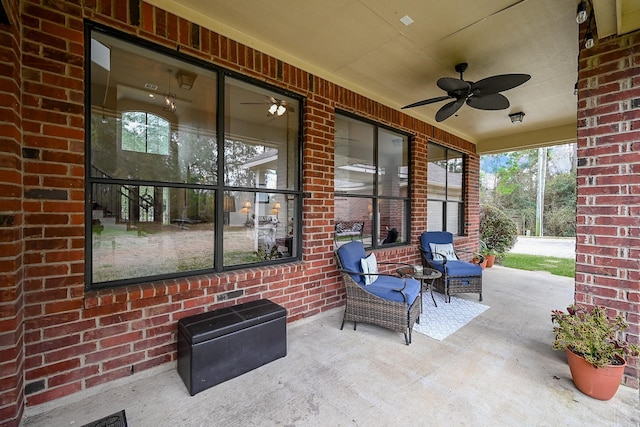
[0,1,25,426]
[576,30,640,388]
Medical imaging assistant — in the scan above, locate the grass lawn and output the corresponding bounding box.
[498,253,575,278]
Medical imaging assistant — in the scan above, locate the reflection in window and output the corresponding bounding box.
[223,77,300,266]
[427,143,465,235]
[334,113,409,247]
[88,28,301,288]
[91,183,215,283]
[121,111,170,155]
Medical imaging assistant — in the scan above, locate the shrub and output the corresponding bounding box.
[479,205,518,254]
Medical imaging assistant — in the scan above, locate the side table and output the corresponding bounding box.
[397,266,442,308]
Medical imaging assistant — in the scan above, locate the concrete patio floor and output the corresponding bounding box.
[22,266,639,426]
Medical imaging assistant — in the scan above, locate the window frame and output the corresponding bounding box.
[426,142,466,236]
[333,110,412,248]
[84,22,303,290]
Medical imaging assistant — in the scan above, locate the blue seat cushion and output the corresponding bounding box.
[336,241,367,285]
[430,259,482,277]
[365,276,421,304]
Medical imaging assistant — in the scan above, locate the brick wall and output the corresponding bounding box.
[576,29,640,387]
[0,0,24,425]
[0,1,481,423]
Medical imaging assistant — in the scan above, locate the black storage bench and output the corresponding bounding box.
[177,298,287,395]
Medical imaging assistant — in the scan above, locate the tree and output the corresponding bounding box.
[480,144,577,237]
[544,172,576,236]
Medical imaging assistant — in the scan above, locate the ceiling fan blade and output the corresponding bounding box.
[435,97,465,122]
[437,77,470,93]
[471,74,531,94]
[402,95,451,109]
[467,93,510,110]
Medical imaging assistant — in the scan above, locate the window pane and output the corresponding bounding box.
[378,199,406,245]
[91,183,214,283]
[90,32,217,184]
[448,151,464,202]
[334,196,372,246]
[223,191,297,265]
[225,78,299,190]
[427,143,465,235]
[377,129,408,197]
[334,116,375,195]
[427,200,443,231]
[427,143,447,200]
[446,202,461,234]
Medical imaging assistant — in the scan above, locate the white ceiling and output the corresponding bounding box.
[146,0,639,153]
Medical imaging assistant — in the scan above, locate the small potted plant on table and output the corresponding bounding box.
[551,304,639,400]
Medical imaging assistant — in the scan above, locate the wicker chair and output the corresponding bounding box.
[419,231,483,303]
[335,241,422,345]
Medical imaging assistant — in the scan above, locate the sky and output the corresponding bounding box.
[480,143,575,174]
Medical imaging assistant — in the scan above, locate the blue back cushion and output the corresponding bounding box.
[420,232,453,260]
[336,241,367,285]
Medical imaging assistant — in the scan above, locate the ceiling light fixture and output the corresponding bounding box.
[164,93,176,113]
[584,29,595,49]
[163,69,177,113]
[175,70,197,90]
[576,1,588,24]
[581,4,596,50]
[509,112,525,124]
[400,15,414,26]
[268,102,287,116]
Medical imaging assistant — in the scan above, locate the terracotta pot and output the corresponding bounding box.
[472,258,487,269]
[485,255,496,268]
[566,349,626,400]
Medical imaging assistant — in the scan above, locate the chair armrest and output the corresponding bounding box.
[454,248,484,263]
[338,269,409,302]
[418,247,448,266]
[377,261,414,271]
[338,268,406,281]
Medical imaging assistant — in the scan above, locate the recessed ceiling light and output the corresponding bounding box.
[400,15,414,26]
[149,94,155,98]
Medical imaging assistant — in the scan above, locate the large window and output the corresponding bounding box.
[88,26,301,288]
[334,113,410,247]
[427,143,465,235]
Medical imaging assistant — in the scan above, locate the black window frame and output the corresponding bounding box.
[84,22,303,290]
[426,142,466,236]
[333,110,412,248]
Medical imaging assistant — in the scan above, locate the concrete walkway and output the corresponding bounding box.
[22,267,638,427]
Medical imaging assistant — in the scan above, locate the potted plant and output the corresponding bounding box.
[481,247,497,268]
[471,253,487,269]
[472,241,487,269]
[551,304,640,400]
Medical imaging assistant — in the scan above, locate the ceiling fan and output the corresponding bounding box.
[402,63,530,122]
[241,96,293,116]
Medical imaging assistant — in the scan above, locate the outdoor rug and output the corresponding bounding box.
[413,292,489,341]
[81,410,127,427]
